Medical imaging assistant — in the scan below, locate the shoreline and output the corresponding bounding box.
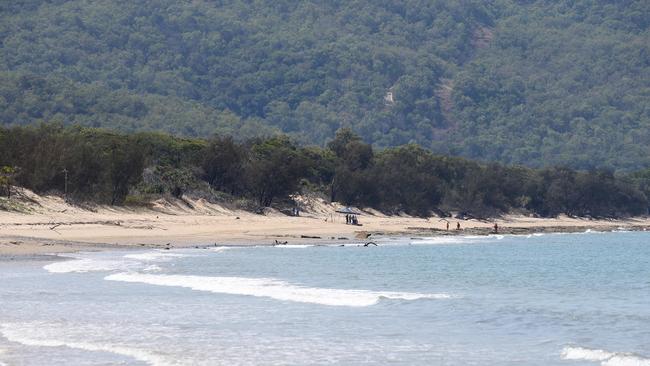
[3,219,649,261]
[2,191,649,258]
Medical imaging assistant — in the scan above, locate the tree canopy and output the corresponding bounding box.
[1,1,648,169]
[1,125,647,218]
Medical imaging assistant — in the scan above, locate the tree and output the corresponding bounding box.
[156,166,196,199]
[202,136,247,195]
[109,140,145,205]
[372,145,442,216]
[327,128,374,202]
[245,137,308,207]
[0,166,17,198]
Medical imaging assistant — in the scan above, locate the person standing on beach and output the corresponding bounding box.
[446,221,450,231]
[494,222,498,233]
[456,222,461,230]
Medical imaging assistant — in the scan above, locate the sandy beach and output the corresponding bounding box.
[2,189,649,257]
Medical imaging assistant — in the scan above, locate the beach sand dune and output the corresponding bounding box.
[2,189,649,256]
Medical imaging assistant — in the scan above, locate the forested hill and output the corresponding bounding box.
[1,1,648,170]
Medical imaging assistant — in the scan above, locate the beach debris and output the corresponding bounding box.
[274,240,289,245]
[300,235,321,239]
[363,241,377,247]
[355,231,371,239]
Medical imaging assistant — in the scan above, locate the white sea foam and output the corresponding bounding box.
[561,346,650,366]
[105,273,452,307]
[123,252,191,262]
[143,265,162,272]
[411,236,473,245]
[274,244,314,249]
[44,250,192,273]
[208,246,232,252]
[413,235,500,245]
[0,323,177,366]
[43,257,134,273]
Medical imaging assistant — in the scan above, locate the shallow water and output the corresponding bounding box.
[1,232,649,365]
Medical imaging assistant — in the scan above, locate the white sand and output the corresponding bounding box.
[1,189,649,256]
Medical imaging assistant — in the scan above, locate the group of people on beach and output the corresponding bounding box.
[345,214,359,225]
[445,221,462,230]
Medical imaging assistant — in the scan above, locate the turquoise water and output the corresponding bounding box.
[1,232,649,365]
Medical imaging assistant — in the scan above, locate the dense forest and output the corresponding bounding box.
[1,125,648,218]
[1,1,648,169]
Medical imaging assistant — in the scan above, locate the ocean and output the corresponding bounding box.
[1,231,649,365]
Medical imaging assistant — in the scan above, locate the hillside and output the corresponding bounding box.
[1,1,648,169]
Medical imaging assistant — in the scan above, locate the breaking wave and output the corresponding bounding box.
[123,252,192,262]
[0,322,178,366]
[208,246,232,252]
[43,256,134,273]
[561,346,650,366]
[105,273,452,307]
[44,250,192,273]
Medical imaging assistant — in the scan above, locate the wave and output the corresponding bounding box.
[413,235,501,245]
[0,323,176,366]
[105,273,452,307]
[44,250,191,273]
[123,252,192,262]
[273,244,314,249]
[43,257,134,273]
[561,346,650,366]
[208,246,232,252]
[411,237,473,245]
